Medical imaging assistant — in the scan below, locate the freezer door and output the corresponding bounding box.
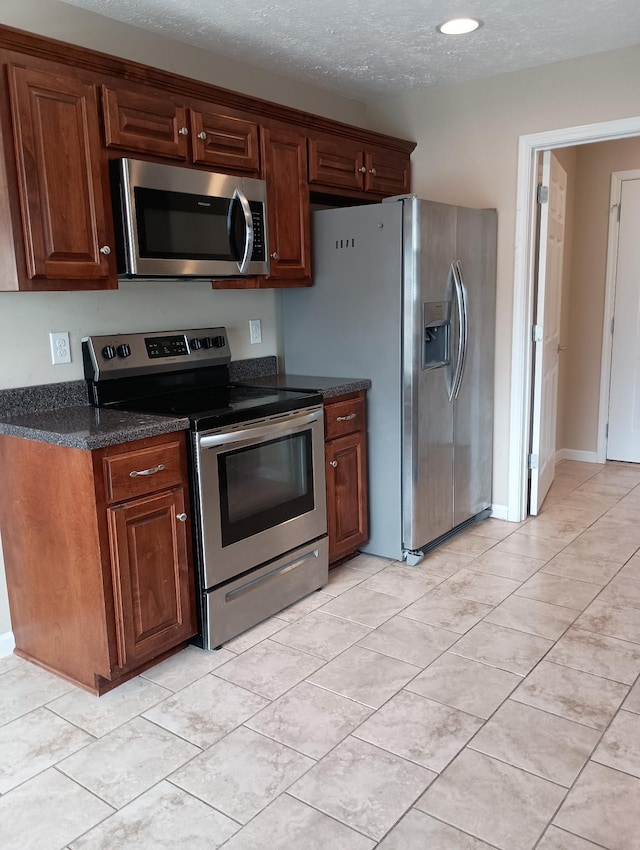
[281,201,404,559]
[402,199,457,550]
[453,206,497,526]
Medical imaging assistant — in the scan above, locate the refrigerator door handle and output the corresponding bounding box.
[448,262,465,401]
[452,261,469,400]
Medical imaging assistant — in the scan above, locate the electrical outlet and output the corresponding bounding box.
[249,319,262,345]
[49,331,71,365]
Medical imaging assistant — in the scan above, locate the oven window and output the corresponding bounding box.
[218,431,314,546]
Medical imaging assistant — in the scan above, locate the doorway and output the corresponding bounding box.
[601,170,640,463]
[508,116,640,523]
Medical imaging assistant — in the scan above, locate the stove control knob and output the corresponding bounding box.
[101,345,116,361]
[117,344,131,358]
[190,337,203,351]
[202,337,215,349]
[213,335,226,348]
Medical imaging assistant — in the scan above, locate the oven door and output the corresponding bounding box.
[195,406,327,587]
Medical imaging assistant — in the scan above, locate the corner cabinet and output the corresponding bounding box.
[0,431,196,694]
[324,391,369,565]
[5,64,115,289]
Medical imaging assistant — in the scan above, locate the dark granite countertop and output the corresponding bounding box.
[0,406,189,450]
[237,373,371,399]
[0,359,366,449]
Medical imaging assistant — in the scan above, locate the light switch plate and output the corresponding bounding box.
[249,319,262,345]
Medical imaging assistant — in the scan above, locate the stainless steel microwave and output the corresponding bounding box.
[110,158,270,279]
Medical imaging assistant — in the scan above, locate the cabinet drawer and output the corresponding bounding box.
[324,394,366,440]
[103,441,184,503]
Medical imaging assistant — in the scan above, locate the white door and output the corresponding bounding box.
[530,151,567,514]
[607,177,640,462]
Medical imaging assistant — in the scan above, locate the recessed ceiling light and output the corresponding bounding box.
[437,18,482,35]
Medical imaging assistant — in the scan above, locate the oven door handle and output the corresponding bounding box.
[198,407,323,449]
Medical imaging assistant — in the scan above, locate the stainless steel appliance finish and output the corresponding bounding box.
[195,406,327,587]
[112,158,270,278]
[83,328,328,650]
[280,197,497,562]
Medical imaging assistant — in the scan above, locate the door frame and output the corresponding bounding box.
[508,116,640,522]
[597,168,640,463]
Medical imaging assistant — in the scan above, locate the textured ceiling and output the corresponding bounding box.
[59,0,640,100]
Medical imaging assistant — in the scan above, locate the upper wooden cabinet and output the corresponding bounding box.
[102,85,261,174]
[261,123,311,284]
[102,85,190,160]
[0,24,415,291]
[190,107,260,174]
[308,135,410,197]
[6,64,114,289]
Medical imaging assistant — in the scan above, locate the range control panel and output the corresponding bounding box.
[83,327,231,381]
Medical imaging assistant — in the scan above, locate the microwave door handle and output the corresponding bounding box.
[232,188,254,274]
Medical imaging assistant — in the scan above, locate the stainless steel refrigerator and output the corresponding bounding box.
[280,196,497,562]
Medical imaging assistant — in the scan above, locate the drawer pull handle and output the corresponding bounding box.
[129,463,166,478]
[330,460,338,467]
[336,413,357,421]
[176,513,187,522]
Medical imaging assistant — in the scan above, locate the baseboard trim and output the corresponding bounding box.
[556,449,599,464]
[490,504,509,521]
[0,630,15,658]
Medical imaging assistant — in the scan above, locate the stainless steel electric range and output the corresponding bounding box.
[83,328,328,650]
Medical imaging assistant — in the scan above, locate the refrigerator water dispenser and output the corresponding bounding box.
[422,301,451,369]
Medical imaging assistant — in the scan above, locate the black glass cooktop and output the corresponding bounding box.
[110,385,322,431]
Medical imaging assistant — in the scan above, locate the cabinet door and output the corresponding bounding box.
[364,148,411,196]
[261,124,311,282]
[191,110,260,173]
[7,65,112,283]
[326,431,369,564]
[108,487,195,669]
[308,136,364,191]
[102,86,189,159]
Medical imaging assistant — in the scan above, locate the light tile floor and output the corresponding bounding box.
[2,460,640,848]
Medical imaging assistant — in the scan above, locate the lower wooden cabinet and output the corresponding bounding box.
[324,392,369,565]
[108,487,194,669]
[0,431,196,694]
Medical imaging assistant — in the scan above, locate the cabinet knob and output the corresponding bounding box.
[329,460,338,468]
[270,251,279,261]
[369,168,377,176]
[99,245,111,255]
[178,127,189,136]
[176,513,187,522]
[358,166,367,173]
[197,131,207,140]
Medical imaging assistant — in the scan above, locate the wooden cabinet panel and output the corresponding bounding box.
[308,134,411,198]
[103,439,184,504]
[364,147,410,196]
[0,430,196,694]
[326,431,369,564]
[7,64,112,284]
[108,487,195,668]
[324,391,369,565]
[324,395,366,441]
[191,110,260,173]
[102,86,189,159]
[261,124,311,283]
[308,136,363,191]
